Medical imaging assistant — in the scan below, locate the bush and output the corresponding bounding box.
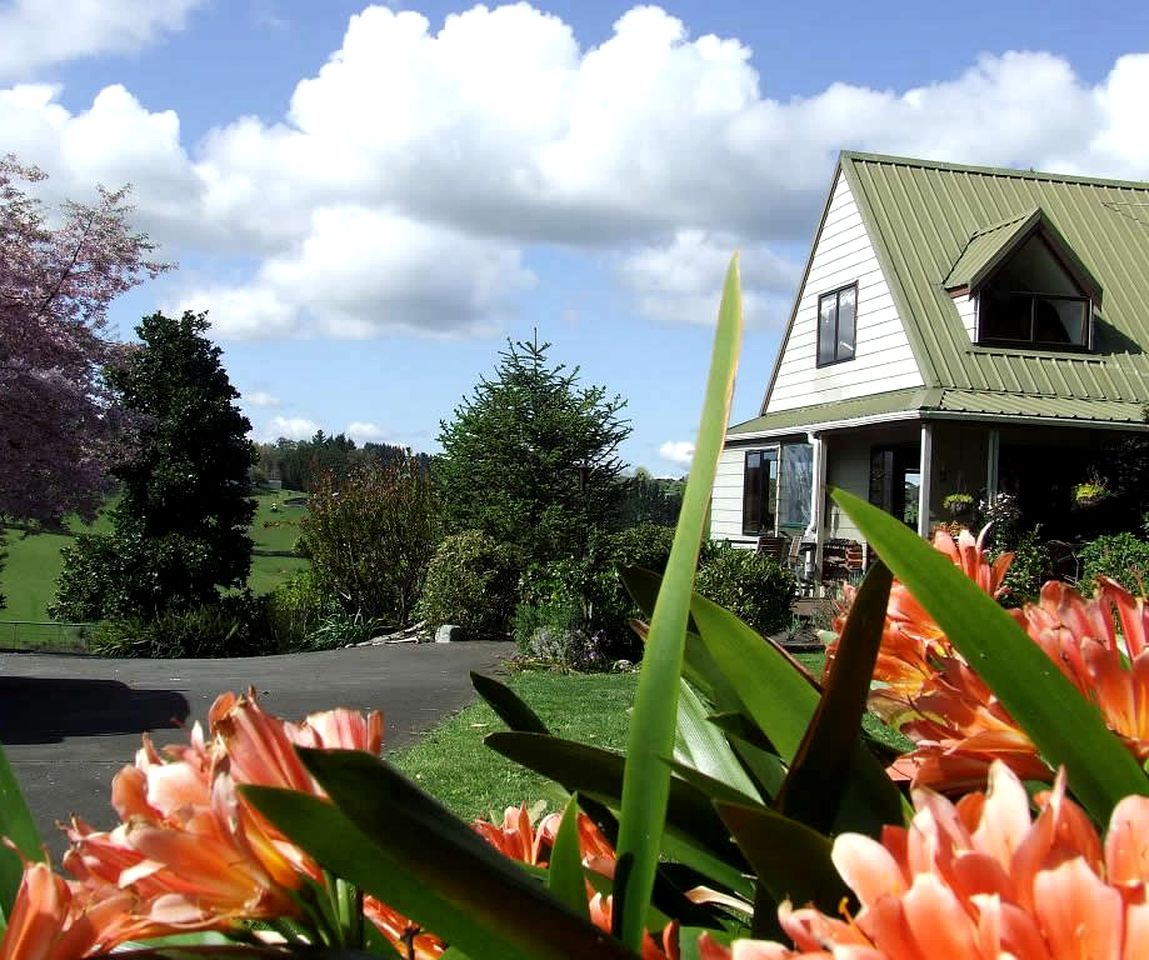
[263,570,342,651]
[513,524,679,669]
[997,528,1051,607]
[90,593,274,658]
[1079,532,1149,593]
[695,543,796,636]
[302,457,439,628]
[416,530,522,640]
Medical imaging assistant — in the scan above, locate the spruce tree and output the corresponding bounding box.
[436,337,630,563]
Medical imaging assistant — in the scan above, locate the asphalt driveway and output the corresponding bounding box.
[0,641,516,857]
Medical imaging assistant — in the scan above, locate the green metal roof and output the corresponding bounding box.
[731,387,1148,438]
[839,152,1149,405]
[943,209,1038,290]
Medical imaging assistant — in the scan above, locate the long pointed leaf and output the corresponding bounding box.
[715,802,853,919]
[615,254,743,948]
[485,732,746,873]
[0,741,43,923]
[246,751,636,960]
[470,672,548,735]
[774,561,893,833]
[675,680,761,802]
[690,592,903,833]
[833,488,1149,823]
[548,795,589,920]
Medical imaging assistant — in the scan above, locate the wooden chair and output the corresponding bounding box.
[755,534,788,562]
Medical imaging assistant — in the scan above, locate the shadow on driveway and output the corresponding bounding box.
[0,678,189,745]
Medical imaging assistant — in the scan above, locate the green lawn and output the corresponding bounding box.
[391,654,911,822]
[1,490,310,623]
[390,670,639,822]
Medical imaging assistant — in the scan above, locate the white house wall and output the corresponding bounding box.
[766,172,924,413]
[953,293,976,341]
[710,445,752,545]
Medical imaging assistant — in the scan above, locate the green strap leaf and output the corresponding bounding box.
[485,732,747,874]
[832,488,1149,823]
[690,592,903,834]
[470,672,549,735]
[547,794,589,920]
[615,254,743,949]
[774,561,899,834]
[715,802,854,920]
[675,679,761,802]
[246,751,637,960]
[0,740,43,924]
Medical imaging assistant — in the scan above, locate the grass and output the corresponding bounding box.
[390,670,639,821]
[390,653,911,822]
[1,490,311,623]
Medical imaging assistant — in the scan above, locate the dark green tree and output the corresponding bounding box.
[53,311,257,621]
[436,337,631,562]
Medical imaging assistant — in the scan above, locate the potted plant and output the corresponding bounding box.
[1073,473,1109,507]
[942,491,975,517]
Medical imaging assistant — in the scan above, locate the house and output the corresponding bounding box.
[710,152,1149,579]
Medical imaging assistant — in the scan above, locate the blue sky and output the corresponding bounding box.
[4,0,1148,472]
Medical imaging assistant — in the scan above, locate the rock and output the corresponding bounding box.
[435,624,465,643]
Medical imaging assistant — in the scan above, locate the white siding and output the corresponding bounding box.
[766,172,923,412]
[953,293,976,340]
[709,446,753,544]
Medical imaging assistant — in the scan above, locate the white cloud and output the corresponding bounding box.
[264,416,319,442]
[0,0,203,80]
[178,206,535,340]
[346,421,387,445]
[659,441,695,466]
[244,391,280,408]
[620,230,799,326]
[5,6,1149,339]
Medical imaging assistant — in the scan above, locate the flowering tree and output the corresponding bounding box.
[0,154,168,526]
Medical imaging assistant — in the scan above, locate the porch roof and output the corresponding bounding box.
[729,387,1149,439]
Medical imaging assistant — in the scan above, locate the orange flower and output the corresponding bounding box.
[827,527,1011,696]
[699,761,1149,959]
[65,690,385,935]
[362,896,446,960]
[0,860,167,960]
[472,804,679,957]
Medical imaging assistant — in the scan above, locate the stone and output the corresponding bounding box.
[435,624,465,643]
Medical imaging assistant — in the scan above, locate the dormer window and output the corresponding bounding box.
[945,208,1101,352]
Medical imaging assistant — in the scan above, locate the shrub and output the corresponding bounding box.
[302,457,439,628]
[514,524,678,668]
[997,528,1051,607]
[1079,532,1149,593]
[416,530,522,640]
[89,593,273,658]
[695,543,795,636]
[263,570,342,651]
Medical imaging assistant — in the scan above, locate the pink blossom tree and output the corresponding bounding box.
[0,155,169,525]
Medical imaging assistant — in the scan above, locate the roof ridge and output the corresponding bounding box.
[968,206,1040,240]
[840,151,1149,192]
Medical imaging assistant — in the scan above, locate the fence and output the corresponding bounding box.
[0,620,93,654]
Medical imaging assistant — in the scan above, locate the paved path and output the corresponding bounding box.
[1,642,515,857]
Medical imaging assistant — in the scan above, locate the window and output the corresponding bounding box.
[742,449,778,536]
[817,283,857,366]
[778,443,813,530]
[977,234,1091,349]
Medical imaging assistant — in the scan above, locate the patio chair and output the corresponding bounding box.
[755,533,789,562]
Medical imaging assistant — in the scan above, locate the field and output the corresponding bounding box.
[0,490,309,624]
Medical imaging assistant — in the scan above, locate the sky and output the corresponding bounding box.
[4,0,1148,474]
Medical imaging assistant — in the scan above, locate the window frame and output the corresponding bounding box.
[816,282,859,368]
[742,447,779,537]
[973,231,1094,352]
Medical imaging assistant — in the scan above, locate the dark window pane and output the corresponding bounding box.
[779,443,813,528]
[742,449,777,535]
[837,286,856,357]
[817,293,837,365]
